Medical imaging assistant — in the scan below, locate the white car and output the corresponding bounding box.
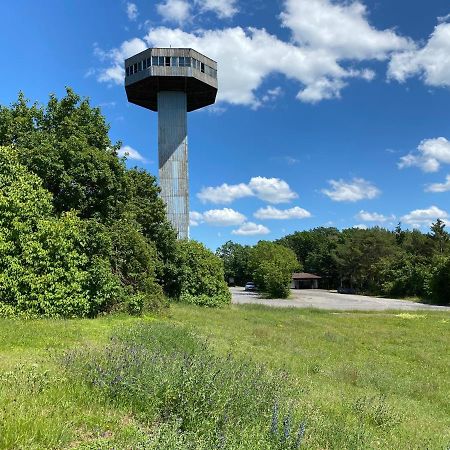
[244,282,256,292]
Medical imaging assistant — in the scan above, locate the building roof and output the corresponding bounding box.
[292,272,322,280]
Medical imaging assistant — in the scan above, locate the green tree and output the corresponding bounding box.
[429,219,449,254]
[0,89,127,222]
[173,240,231,307]
[250,241,300,298]
[426,256,450,305]
[0,147,119,317]
[216,241,252,286]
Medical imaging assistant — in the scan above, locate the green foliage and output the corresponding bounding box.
[425,256,450,305]
[251,241,300,298]
[429,219,449,254]
[0,89,127,222]
[216,240,253,285]
[109,219,166,314]
[0,90,177,316]
[0,146,118,317]
[65,322,300,449]
[173,240,231,306]
[372,254,430,298]
[0,149,119,317]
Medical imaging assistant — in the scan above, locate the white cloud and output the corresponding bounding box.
[401,205,448,228]
[197,177,297,205]
[95,38,147,84]
[248,177,298,203]
[426,174,450,193]
[202,208,246,226]
[254,205,311,220]
[232,222,270,236]
[388,20,450,88]
[97,0,412,104]
[355,210,393,222]
[322,178,380,202]
[118,145,147,162]
[197,183,253,204]
[281,0,411,60]
[398,137,450,173]
[353,224,368,230]
[196,0,238,19]
[156,0,191,24]
[190,211,204,226]
[126,2,138,21]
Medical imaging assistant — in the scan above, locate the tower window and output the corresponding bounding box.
[165,56,170,66]
[171,56,179,67]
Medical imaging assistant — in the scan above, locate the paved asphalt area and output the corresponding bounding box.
[230,287,450,311]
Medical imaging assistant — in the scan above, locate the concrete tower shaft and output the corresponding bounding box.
[158,91,189,239]
[124,48,217,238]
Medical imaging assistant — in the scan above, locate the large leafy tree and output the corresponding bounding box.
[0,89,180,316]
[250,241,300,298]
[0,147,119,317]
[0,89,127,222]
[216,241,253,286]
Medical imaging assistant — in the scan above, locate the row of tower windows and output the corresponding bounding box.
[126,56,217,79]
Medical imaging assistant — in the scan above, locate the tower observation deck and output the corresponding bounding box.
[124,48,218,239]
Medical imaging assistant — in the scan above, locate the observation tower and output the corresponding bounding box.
[124,48,218,239]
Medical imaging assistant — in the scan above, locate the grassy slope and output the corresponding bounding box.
[0,306,449,449]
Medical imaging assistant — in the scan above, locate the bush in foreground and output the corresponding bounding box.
[64,323,306,449]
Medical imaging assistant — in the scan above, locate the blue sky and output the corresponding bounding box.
[1,0,450,250]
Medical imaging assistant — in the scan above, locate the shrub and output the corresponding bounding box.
[426,256,450,305]
[172,240,231,306]
[251,241,300,298]
[64,323,304,449]
[0,147,121,317]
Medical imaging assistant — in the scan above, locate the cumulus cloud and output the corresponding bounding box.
[426,174,450,193]
[156,0,191,24]
[197,182,253,204]
[281,0,411,60]
[254,205,311,220]
[388,19,450,88]
[95,38,147,84]
[197,177,297,204]
[353,224,368,230]
[232,222,270,236]
[190,211,204,226]
[398,137,450,173]
[118,145,147,162]
[96,0,411,105]
[196,0,238,18]
[322,178,380,202]
[355,210,393,222]
[202,208,246,226]
[248,177,298,203]
[401,205,448,228]
[126,2,138,21]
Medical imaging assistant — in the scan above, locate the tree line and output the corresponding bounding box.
[217,222,450,305]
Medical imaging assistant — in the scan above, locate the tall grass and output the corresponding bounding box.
[64,322,307,449]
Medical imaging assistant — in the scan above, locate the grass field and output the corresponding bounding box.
[0,305,449,449]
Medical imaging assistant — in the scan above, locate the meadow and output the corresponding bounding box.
[0,304,449,449]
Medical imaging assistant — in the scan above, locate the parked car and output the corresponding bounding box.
[337,287,357,294]
[244,282,256,292]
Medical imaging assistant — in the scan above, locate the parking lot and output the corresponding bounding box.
[230,287,450,311]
